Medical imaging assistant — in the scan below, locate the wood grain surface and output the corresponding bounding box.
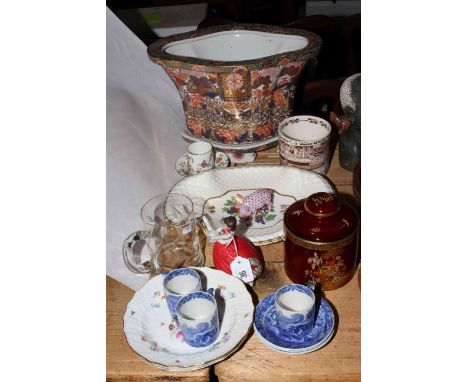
[106,144,360,381]
[106,276,211,382]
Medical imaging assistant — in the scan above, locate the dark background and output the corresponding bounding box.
[107,0,360,117]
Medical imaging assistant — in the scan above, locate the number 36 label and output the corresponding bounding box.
[230,256,254,283]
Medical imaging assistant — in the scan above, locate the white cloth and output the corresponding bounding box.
[106,8,186,290]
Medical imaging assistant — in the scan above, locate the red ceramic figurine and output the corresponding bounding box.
[213,216,264,285]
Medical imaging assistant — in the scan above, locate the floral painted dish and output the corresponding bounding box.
[123,267,254,370]
[201,189,296,245]
[169,165,335,245]
[254,292,335,354]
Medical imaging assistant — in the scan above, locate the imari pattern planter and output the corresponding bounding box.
[148,24,322,145]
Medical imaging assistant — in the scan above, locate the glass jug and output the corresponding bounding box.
[123,193,204,277]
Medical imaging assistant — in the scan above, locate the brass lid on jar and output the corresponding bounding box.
[284,192,358,243]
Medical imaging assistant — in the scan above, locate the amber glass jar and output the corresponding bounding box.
[284,192,359,290]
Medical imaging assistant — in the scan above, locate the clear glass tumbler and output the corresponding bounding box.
[123,193,204,277]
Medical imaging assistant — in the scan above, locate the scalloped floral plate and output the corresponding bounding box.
[254,292,335,354]
[123,267,254,370]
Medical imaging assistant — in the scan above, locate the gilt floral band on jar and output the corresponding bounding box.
[148,24,322,145]
[284,225,358,251]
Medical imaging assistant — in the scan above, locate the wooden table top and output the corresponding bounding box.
[106,144,360,381]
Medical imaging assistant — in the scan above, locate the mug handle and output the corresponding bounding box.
[214,151,231,168]
[306,282,320,326]
[122,230,151,274]
[176,153,195,176]
[330,111,351,134]
[306,281,323,301]
[184,153,196,175]
[184,152,194,163]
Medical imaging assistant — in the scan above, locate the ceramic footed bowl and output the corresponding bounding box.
[148,24,322,145]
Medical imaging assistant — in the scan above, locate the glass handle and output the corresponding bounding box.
[122,230,151,274]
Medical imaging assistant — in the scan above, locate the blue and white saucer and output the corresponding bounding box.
[254,292,335,354]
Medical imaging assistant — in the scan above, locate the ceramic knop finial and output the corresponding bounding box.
[222,216,237,231]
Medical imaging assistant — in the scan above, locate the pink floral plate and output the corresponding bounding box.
[201,189,296,245]
[123,267,254,370]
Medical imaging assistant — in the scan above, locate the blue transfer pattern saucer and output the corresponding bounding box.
[254,292,335,354]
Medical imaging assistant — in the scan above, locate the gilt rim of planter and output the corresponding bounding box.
[147,23,322,73]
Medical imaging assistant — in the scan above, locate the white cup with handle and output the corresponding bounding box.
[176,141,229,176]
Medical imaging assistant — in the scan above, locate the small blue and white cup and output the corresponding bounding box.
[274,284,316,336]
[163,268,202,319]
[176,291,219,348]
